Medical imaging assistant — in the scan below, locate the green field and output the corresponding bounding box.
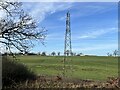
[17,55,118,81]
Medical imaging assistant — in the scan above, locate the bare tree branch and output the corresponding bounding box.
[0,2,47,54]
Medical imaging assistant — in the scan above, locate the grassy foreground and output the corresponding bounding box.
[17,55,118,81]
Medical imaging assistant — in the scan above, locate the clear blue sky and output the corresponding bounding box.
[22,2,118,56]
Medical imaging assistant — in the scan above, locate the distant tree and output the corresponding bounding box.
[107,52,110,56]
[41,52,46,56]
[113,50,118,57]
[73,53,76,56]
[27,52,37,55]
[79,53,83,56]
[76,53,80,56]
[66,50,69,56]
[51,51,56,56]
[58,52,60,56]
[110,54,112,56]
[71,52,74,56]
[38,52,41,55]
[107,52,111,56]
[107,52,112,56]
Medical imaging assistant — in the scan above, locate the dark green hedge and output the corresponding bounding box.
[2,56,36,87]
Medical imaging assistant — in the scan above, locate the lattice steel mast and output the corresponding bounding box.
[64,11,72,56]
[63,11,72,77]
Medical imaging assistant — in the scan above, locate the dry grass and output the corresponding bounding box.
[4,76,120,89]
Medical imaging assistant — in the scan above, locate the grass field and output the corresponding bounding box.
[17,55,118,81]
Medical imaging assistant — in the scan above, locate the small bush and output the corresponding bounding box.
[2,56,36,87]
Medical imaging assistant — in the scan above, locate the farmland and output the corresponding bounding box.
[17,55,118,81]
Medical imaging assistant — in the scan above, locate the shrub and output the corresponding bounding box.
[2,56,36,87]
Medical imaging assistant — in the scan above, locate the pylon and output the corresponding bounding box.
[63,11,72,77]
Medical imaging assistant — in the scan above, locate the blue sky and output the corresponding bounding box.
[22,2,118,56]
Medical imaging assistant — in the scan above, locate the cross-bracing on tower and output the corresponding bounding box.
[63,11,72,77]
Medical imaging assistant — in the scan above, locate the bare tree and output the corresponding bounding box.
[0,2,46,54]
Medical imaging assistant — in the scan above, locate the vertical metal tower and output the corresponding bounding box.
[63,11,72,77]
[64,11,72,57]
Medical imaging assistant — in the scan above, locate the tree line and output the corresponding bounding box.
[2,51,85,56]
[107,50,119,57]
